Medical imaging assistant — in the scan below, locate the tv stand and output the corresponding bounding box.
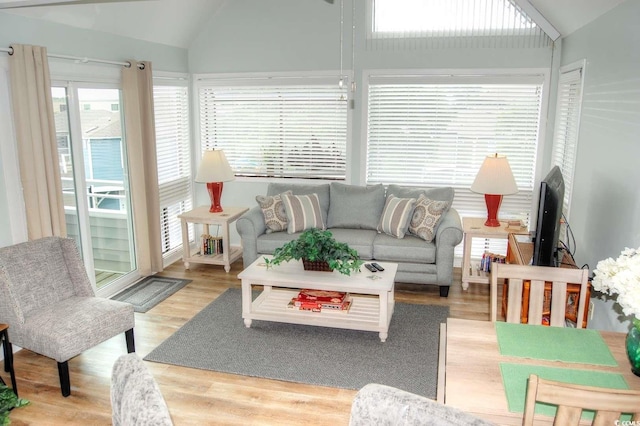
[505,233,590,327]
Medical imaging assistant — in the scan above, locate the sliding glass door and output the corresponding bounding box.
[52,84,138,295]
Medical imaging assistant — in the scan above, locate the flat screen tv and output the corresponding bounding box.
[532,166,565,267]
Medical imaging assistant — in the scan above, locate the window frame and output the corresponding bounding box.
[360,67,550,260]
[193,70,353,183]
[551,59,586,222]
[152,71,193,264]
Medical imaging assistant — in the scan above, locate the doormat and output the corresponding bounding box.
[145,288,449,398]
[112,276,191,313]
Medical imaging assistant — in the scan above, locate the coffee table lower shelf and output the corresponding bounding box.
[243,288,394,342]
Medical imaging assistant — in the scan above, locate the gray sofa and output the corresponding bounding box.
[236,182,463,297]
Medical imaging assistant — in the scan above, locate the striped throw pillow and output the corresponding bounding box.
[377,195,417,238]
[282,193,326,234]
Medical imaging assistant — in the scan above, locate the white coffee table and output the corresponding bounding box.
[237,257,398,342]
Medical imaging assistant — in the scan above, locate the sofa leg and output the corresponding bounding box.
[58,361,71,397]
[125,328,135,353]
[439,286,450,298]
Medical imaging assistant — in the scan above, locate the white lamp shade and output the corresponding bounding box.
[470,154,518,195]
[195,150,235,183]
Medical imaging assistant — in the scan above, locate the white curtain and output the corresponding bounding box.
[8,44,66,240]
[122,61,163,275]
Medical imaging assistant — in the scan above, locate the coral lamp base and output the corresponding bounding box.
[206,182,224,213]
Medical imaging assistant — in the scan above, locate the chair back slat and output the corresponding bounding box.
[506,278,523,323]
[550,281,568,326]
[528,279,545,325]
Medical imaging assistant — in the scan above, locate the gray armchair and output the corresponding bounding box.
[349,384,496,426]
[0,236,135,397]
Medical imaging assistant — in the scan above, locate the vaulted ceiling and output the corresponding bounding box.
[0,0,627,48]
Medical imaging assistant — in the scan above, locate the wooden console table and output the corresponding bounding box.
[504,233,590,327]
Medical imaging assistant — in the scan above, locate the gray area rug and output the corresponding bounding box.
[112,276,191,313]
[144,288,449,397]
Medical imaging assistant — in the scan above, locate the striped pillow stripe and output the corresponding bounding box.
[377,195,417,238]
[282,193,326,234]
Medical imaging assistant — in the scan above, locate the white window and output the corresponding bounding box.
[366,72,545,259]
[368,0,552,49]
[153,77,193,260]
[551,60,585,220]
[196,74,349,180]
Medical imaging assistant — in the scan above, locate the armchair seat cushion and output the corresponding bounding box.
[17,296,134,362]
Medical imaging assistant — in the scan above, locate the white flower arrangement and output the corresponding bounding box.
[592,247,640,320]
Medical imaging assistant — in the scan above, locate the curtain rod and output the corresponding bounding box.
[1,46,144,69]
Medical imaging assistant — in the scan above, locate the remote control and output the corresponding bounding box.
[371,262,385,271]
[364,263,377,272]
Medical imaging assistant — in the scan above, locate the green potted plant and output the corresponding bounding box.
[0,383,29,425]
[265,228,363,276]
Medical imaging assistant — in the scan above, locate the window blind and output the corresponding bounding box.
[366,74,544,259]
[551,64,584,220]
[368,0,552,50]
[198,76,348,180]
[154,83,192,258]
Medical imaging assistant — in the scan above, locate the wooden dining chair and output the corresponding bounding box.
[490,263,589,327]
[522,374,640,425]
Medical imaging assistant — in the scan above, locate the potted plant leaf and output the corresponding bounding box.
[265,228,363,276]
[0,383,29,425]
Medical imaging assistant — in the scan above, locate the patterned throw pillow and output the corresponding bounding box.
[409,193,451,242]
[377,195,417,239]
[282,193,325,234]
[256,191,292,234]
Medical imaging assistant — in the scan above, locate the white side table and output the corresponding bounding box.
[460,217,528,290]
[179,206,249,272]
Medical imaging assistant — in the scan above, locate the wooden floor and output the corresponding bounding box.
[7,261,492,426]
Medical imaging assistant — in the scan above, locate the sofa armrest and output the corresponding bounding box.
[434,208,463,286]
[349,383,495,426]
[236,206,267,268]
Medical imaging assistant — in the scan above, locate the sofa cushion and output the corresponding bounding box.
[377,195,417,239]
[257,231,300,255]
[255,191,292,234]
[267,183,330,225]
[326,228,377,259]
[408,194,451,242]
[373,233,436,264]
[327,183,386,230]
[282,193,325,234]
[387,184,454,204]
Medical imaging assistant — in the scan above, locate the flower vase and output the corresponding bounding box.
[626,318,640,377]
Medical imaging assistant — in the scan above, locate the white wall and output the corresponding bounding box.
[559,0,640,331]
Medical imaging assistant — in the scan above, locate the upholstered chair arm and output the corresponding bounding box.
[349,383,495,426]
[434,208,463,286]
[60,237,95,297]
[236,206,267,267]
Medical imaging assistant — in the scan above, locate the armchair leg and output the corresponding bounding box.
[125,328,135,353]
[57,361,70,397]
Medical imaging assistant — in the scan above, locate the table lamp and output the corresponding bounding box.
[195,150,235,213]
[470,153,518,227]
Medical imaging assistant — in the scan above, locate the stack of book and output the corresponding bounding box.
[479,251,506,272]
[287,289,352,312]
[201,234,223,255]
